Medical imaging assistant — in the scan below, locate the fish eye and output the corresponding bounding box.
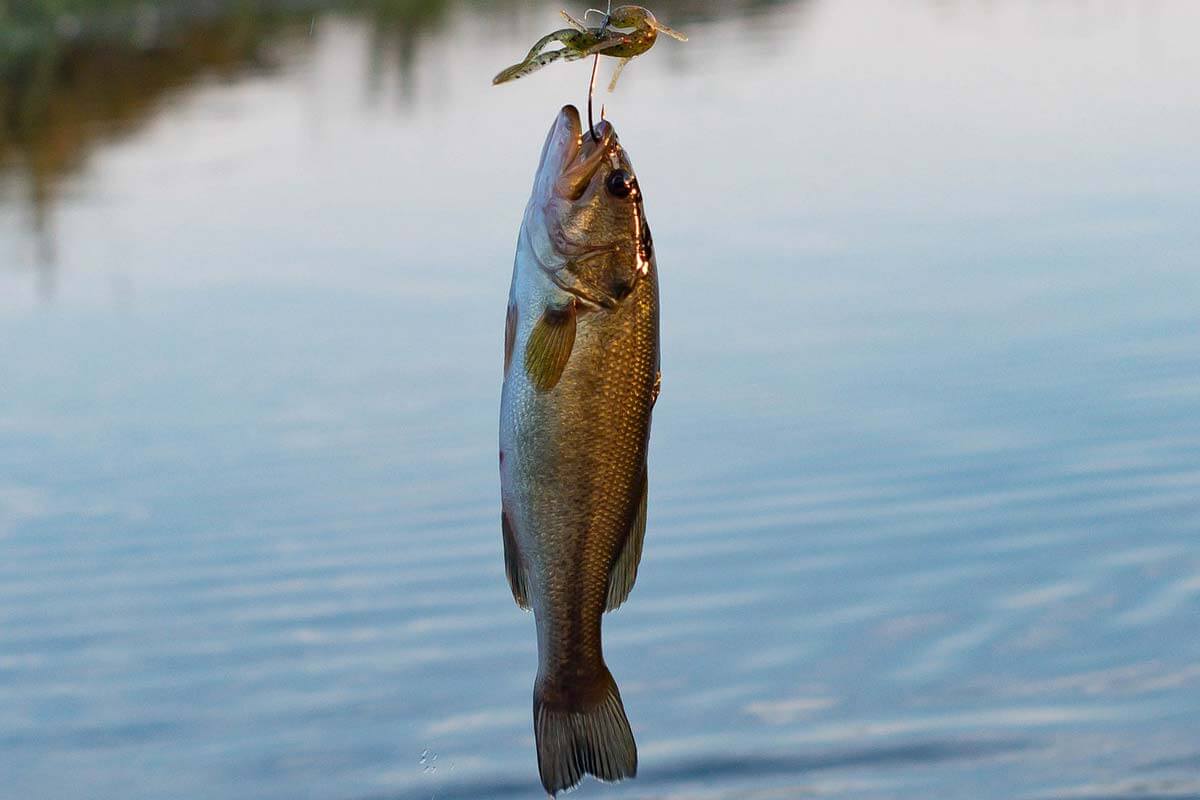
[605,169,634,198]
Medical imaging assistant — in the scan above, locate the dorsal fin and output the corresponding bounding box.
[606,471,648,612]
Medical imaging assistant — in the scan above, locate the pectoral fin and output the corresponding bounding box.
[606,471,648,612]
[524,302,577,392]
[502,512,530,610]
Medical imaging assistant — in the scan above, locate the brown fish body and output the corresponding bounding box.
[499,106,659,795]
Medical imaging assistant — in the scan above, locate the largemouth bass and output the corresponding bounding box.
[499,105,660,796]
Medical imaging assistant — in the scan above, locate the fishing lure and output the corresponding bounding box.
[492,5,687,91]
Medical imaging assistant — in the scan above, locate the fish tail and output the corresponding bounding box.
[533,665,637,795]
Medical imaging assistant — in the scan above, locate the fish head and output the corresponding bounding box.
[526,105,652,302]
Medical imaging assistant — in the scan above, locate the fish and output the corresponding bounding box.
[499,105,660,796]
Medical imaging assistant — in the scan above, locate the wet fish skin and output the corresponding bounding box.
[499,105,660,796]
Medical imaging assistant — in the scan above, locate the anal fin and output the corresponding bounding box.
[501,512,530,610]
[606,471,648,612]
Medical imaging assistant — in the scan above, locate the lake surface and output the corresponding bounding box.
[2,1,1199,798]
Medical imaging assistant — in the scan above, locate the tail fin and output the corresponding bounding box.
[533,666,637,796]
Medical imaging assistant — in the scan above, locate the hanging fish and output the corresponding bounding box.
[499,105,661,796]
[493,5,687,91]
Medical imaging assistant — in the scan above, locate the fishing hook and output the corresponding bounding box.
[587,54,601,141]
[586,1,612,142]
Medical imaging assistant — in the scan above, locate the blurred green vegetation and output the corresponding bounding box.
[2,2,304,235]
[0,0,791,225]
[0,1,537,190]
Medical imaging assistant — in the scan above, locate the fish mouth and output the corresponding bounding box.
[536,105,618,201]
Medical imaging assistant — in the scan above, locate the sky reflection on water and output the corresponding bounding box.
[1,1,1199,799]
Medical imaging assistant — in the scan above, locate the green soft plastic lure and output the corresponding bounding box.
[493,5,687,92]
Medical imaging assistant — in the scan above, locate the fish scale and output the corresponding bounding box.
[499,106,659,796]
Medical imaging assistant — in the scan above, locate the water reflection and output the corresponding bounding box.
[1,8,309,296]
[366,739,1032,800]
[0,0,806,299]
[2,1,1199,799]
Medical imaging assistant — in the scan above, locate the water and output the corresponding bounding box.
[2,1,1199,798]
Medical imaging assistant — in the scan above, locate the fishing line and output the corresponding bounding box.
[587,54,601,142]
[586,0,612,142]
